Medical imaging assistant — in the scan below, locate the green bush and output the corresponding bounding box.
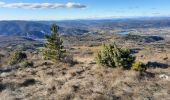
[9,51,27,65]
[132,62,147,72]
[20,60,34,68]
[96,43,135,69]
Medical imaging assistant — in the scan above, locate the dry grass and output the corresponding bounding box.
[0,35,170,100]
[0,57,169,100]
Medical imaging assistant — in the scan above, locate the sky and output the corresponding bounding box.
[0,0,170,20]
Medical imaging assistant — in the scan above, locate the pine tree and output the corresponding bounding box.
[43,24,66,63]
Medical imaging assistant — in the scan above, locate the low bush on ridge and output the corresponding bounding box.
[96,43,136,69]
[9,51,27,65]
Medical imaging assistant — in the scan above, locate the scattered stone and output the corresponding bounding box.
[159,74,169,80]
[0,72,14,77]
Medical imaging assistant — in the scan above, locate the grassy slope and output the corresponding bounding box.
[0,34,170,100]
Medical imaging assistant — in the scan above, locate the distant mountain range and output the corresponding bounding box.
[0,17,170,39]
[0,21,89,38]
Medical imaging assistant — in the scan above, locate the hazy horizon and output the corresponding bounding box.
[0,16,170,21]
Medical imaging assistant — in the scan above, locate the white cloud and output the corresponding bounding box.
[0,2,86,9]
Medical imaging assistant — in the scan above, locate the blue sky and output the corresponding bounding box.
[0,0,170,20]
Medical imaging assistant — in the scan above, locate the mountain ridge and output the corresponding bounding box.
[1,17,170,38]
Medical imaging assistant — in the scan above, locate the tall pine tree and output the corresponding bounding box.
[43,24,66,63]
